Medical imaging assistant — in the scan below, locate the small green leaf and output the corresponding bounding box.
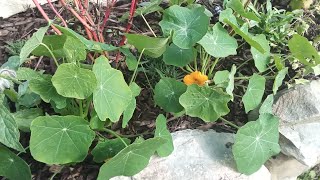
[92,138,131,163]
[219,8,238,26]
[122,83,141,128]
[198,23,238,57]
[0,146,31,180]
[154,78,187,113]
[227,0,260,22]
[251,34,271,72]
[20,26,48,64]
[89,114,105,130]
[159,5,209,49]
[155,114,174,157]
[179,85,231,122]
[1,56,20,70]
[13,108,43,132]
[30,115,95,164]
[163,44,196,67]
[259,95,274,115]
[54,25,118,52]
[273,67,288,95]
[242,74,266,113]
[0,104,24,152]
[214,70,229,86]
[97,137,167,180]
[126,34,169,58]
[274,55,284,71]
[288,34,320,66]
[16,67,43,81]
[227,65,237,101]
[93,56,132,122]
[233,113,280,175]
[32,35,87,62]
[120,48,138,71]
[120,0,163,21]
[52,63,97,99]
[29,74,67,109]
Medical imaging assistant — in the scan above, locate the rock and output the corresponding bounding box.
[265,153,308,180]
[112,129,271,180]
[273,80,320,167]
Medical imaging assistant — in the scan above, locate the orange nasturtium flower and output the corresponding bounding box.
[183,71,208,86]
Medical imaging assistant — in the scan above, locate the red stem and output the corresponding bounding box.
[100,0,117,31]
[47,0,68,27]
[32,0,62,35]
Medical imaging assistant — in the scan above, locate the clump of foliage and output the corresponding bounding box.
[0,0,319,179]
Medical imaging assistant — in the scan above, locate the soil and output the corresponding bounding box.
[0,0,319,180]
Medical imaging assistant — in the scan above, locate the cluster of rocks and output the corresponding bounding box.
[113,80,320,180]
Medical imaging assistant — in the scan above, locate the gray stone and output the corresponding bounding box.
[273,80,320,167]
[265,153,308,180]
[112,129,271,180]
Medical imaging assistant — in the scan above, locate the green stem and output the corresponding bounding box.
[78,100,83,117]
[219,117,240,129]
[83,96,92,118]
[208,58,220,77]
[103,128,128,147]
[130,48,145,84]
[40,43,59,67]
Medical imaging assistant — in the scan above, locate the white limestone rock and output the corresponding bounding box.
[112,129,271,180]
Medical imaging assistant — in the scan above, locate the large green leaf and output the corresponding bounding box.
[198,23,238,57]
[233,113,280,175]
[97,137,167,180]
[0,146,31,180]
[155,114,174,157]
[122,82,141,128]
[20,26,48,64]
[32,35,87,62]
[163,44,196,67]
[288,34,320,66]
[30,115,95,164]
[93,56,132,122]
[54,25,118,52]
[273,67,288,95]
[92,138,131,163]
[154,78,187,113]
[0,104,24,152]
[126,34,169,58]
[251,34,271,72]
[242,74,266,113]
[13,108,43,132]
[227,0,260,22]
[159,5,209,49]
[29,74,67,109]
[179,85,231,122]
[52,63,97,99]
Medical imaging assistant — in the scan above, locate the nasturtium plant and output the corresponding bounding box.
[159,5,209,49]
[155,114,174,157]
[179,85,231,122]
[198,23,238,58]
[93,56,132,122]
[251,34,271,72]
[30,115,95,164]
[52,63,97,99]
[242,74,266,113]
[233,113,280,175]
[122,82,141,128]
[13,108,43,132]
[0,145,31,180]
[97,137,167,180]
[154,77,187,113]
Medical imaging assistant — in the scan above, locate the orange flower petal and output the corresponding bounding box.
[183,75,195,85]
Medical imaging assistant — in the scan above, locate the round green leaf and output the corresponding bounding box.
[155,114,174,157]
[97,137,167,180]
[0,146,31,180]
[159,5,209,49]
[52,63,97,99]
[198,23,238,57]
[154,78,187,113]
[251,34,271,72]
[93,56,132,122]
[163,44,195,67]
[179,85,231,122]
[242,74,266,113]
[233,114,280,175]
[30,115,95,164]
